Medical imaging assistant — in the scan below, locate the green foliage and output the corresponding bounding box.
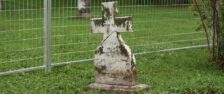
[192,0,212,62]
[192,0,211,30]
[193,0,224,68]
[216,0,224,67]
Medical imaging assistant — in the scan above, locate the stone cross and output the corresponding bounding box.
[77,0,91,18]
[89,1,149,91]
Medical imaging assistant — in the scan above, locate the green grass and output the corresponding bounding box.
[0,1,222,94]
[1,48,224,94]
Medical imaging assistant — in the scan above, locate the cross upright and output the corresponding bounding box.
[89,1,149,91]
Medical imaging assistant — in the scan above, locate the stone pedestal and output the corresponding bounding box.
[90,83,150,92]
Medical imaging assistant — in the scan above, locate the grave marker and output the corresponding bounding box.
[89,1,150,91]
[77,0,91,18]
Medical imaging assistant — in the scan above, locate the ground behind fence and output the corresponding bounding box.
[0,0,207,76]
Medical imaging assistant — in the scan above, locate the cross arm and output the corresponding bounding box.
[91,16,133,33]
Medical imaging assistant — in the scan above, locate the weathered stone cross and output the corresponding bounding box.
[89,1,149,91]
[77,0,91,18]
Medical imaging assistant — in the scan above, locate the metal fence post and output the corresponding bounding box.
[44,0,52,71]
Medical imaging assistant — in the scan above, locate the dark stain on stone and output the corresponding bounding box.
[115,17,132,31]
[95,65,107,75]
[115,17,130,25]
[131,69,137,82]
[95,46,104,55]
[93,19,104,27]
[102,7,111,20]
[123,74,131,81]
[122,73,137,85]
[131,55,136,70]
[126,20,131,31]
[121,59,128,62]
[110,73,117,78]
[116,33,129,57]
[119,45,129,57]
[108,72,137,86]
[109,86,115,90]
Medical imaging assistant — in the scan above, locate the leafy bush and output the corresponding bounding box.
[193,0,224,68]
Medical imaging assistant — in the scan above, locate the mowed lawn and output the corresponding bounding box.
[1,1,223,94]
[1,49,224,94]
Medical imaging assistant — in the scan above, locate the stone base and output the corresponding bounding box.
[89,83,150,92]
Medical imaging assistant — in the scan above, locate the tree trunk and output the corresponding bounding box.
[0,0,2,12]
[77,0,91,18]
[217,0,224,67]
[193,0,224,67]
[211,0,224,67]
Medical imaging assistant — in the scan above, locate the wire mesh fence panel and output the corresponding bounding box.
[0,0,207,75]
[51,0,206,64]
[113,0,205,54]
[51,0,97,64]
[0,0,44,73]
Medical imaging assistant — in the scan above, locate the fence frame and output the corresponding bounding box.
[0,0,209,76]
[44,0,52,71]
